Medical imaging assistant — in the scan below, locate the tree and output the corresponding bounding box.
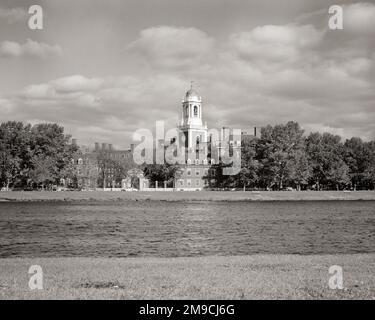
[343,137,369,190]
[289,149,311,191]
[29,123,78,182]
[143,163,182,187]
[0,121,32,189]
[306,132,350,190]
[364,141,375,189]
[28,155,55,189]
[256,122,305,190]
[0,121,77,190]
[234,136,259,190]
[327,159,350,190]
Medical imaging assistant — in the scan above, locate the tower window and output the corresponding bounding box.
[194,106,198,116]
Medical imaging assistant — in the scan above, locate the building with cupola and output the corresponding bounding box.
[70,84,261,191]
[174,84,211,190]
[173,84,261,191]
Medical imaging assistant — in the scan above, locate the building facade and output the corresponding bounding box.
[72,142,133,190]
[70,85,260,191]
[173,85,212,190]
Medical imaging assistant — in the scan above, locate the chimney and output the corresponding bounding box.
[254,127,261,138]
[95,142,100,151]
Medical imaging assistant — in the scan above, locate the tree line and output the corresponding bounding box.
[0,121,78,190]
[1,120,375,191]
[213,121,375,191]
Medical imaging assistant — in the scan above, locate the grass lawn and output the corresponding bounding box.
[0,190,375,202]
[1,254,374,299]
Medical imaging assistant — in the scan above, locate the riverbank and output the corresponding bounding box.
[0,190,375,202]
[0,254,374,299]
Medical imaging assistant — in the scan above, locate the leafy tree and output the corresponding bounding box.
[29,123,78,182]
[256,122,305,190]
[0,122,32,189]
[306,132,350,190]
[0,121,77,189]
[364,141,375,189]
[143,163,182,187]
[233,136,259,190]
[28,155,55,189]
[289,149,311,190]
[327,159,351,190]
[343,137,369,190]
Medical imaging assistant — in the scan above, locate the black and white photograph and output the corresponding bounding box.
[0,0,375,306]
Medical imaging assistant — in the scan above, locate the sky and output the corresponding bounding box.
[0,0,374,148]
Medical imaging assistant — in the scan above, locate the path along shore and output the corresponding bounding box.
[0,190,375,202]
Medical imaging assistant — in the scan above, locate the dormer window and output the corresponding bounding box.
[194,106,198,117]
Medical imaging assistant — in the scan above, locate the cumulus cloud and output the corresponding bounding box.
[0,7,27,23]
[127,26,215,68]
[2,3,375,146]
[229,24,324,64]
[0,39,63,58]
[6,74,189,146]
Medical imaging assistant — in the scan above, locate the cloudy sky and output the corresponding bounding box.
[0,0,374,148]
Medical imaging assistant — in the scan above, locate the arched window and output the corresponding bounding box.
[194,105,198,116]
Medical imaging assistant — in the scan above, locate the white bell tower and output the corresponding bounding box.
[181,82,203,127]
[179,82,208,150]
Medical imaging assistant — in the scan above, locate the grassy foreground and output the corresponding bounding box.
[0,254,374,299]
[0,190,375,202]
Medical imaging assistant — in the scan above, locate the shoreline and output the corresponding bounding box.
[1,254,374,299]
[0,190,375,202]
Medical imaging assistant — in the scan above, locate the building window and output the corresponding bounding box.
[179,180,184,186]
[195,169,200,176]
[194,106,198,116]
[187,169,191,176]
[204,169,208,176]
[187,179,191,187]
[195,179,200,186]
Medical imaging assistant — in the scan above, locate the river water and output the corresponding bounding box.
[0,201,374,257]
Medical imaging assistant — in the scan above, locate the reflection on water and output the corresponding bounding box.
[0,200,374,258]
